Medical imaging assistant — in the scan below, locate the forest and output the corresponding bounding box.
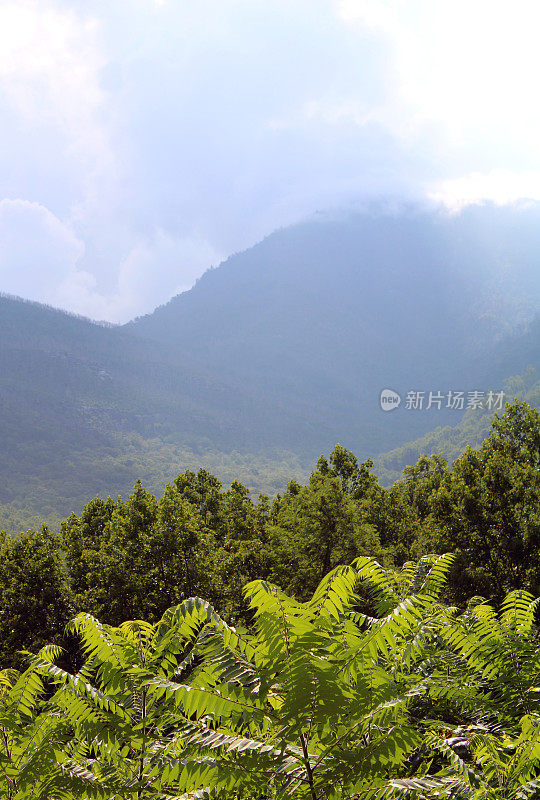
[0,399,539,798]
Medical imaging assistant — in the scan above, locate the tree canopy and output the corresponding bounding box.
[1,400,539,667]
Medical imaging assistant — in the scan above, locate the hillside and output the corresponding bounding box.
[0,294,304,524]
[1,203,540,528]
[129,203,540,452]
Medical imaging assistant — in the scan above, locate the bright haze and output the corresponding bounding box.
[1,0,540,322]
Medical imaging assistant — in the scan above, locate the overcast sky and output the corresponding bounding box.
[2,0,540,322]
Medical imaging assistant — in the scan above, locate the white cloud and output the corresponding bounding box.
[0,198,221,324]
[0,199,84,302]
[269,99,378,131]
[0,1,114,212]
[337,0,540,152]
[115,232,223,320]
[2,0,540,321]
[54,230,223,323]
[430,170,540,211]
[337,0,403,32]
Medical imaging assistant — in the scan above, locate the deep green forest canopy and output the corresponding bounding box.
[1,400,539,674]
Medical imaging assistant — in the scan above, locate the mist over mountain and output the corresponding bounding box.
[1,203,539,526]
[129,203,540,450]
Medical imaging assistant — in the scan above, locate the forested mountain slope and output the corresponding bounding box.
[129,204,540,454]
[375,364,540,485]
[0,294,301,519]
[1,203,540,525]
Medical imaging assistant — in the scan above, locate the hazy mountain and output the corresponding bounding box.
[1,203,540,526]
[0,293,302,519]
[129,203,540,454]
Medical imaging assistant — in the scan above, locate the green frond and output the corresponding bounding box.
[413,553,455,600]
[308,565,358,620]
[424,729,482,787]
[354,556,399,615]
[374,776,471,800]
[3,553,540,800]
[0,667,18,693]
[517,773,540,799]
[501,590,540,634]
[5,664,45,720]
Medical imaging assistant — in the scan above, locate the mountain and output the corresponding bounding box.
[128,203,540,454]
[0,294,304,521]
[1,202,540,529]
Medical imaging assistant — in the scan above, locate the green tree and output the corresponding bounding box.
[63,480,217,626]
[174,467,225,534]
[265,468,383,600]
[0,527,70,668]
[149,482,212,606]
[427,401,540,602]
[61,495,117,612]
[65,481,158,624]
[205,480,270,618]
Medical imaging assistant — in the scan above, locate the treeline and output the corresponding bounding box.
[1,399,539,668]
[0,431,304,536]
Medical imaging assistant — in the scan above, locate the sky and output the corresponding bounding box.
[2,0,540,322]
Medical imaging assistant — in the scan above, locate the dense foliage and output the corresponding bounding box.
[0,400,539,674]
[3,555,540,798]
[0,399,539,797]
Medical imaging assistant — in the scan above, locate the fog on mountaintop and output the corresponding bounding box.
[3,2,540,321]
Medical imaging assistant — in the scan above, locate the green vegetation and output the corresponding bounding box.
[0,399,539,797]
[0,399,539,668]
[0,435,306,538]
[374,367,540,486]
[4,555,540,798]
[0,293,310,531]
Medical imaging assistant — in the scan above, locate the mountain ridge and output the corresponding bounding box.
[1,203,539,528]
